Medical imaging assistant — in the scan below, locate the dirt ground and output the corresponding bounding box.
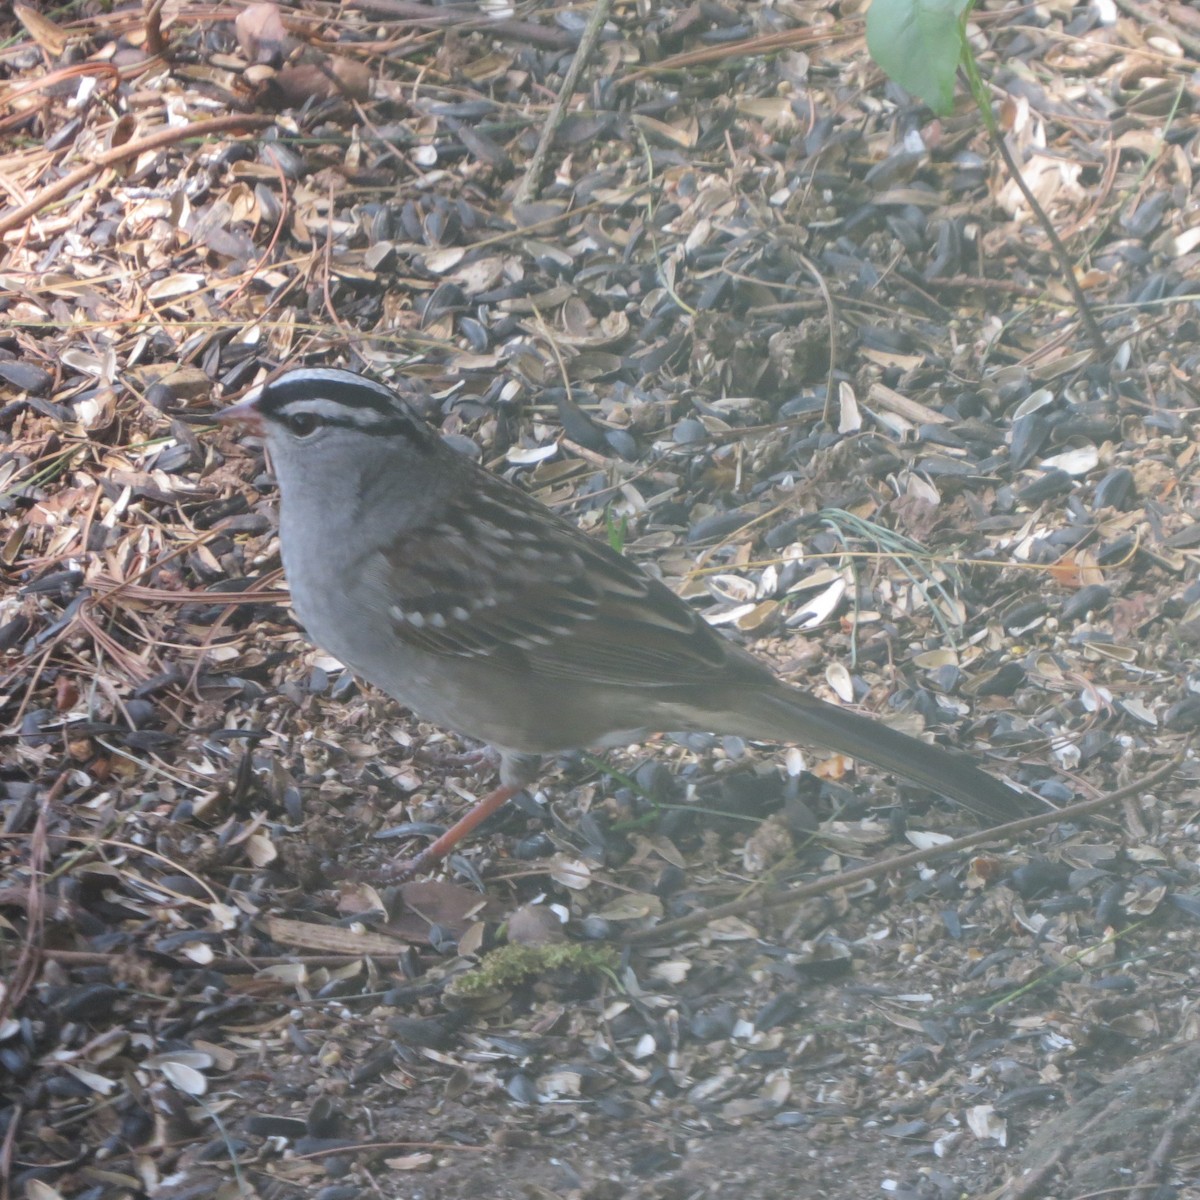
[5,1,1200,1198]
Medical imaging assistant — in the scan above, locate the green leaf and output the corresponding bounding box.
[605,508,628,553]
[866,0,972,116]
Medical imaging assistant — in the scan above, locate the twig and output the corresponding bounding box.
[910,274,1041,297]
[620,26,831,84]
[294,1138,491,1160]
[987,125,1106,355]
[41,949,399,972]
[0,832,224,902]
[0,1101,20,1200]
[1,773,68,1023]
[624,752,1184,944]
[513,0,613,208]
[797,253,837,424]
[0,113,274,237]
[350,0,573,50]
[1133,1072,1200,1200]
[957,26,1107,357]
[142,0,166,56]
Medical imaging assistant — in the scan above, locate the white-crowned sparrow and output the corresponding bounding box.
[222,366,1036,876]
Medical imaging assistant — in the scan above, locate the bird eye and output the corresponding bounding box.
[284,411,320,438]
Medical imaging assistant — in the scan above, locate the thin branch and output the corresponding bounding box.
[958,16,1106,356]
[513,0,613,208]
[0,113,274,237]
[350,0,573,49]
[624,752,1184,944]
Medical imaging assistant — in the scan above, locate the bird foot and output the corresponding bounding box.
[412,743,500,777]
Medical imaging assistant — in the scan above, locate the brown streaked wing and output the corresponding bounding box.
[359,470,735,687]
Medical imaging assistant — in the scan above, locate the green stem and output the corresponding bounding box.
[957,5,1106,356]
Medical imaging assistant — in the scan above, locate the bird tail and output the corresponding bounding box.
[730,685,1039,826]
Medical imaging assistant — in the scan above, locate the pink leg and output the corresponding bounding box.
[380,782,523,881]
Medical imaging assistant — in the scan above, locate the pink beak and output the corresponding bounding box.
[219,386,266,434]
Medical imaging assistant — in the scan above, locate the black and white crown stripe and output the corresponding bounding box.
[251,368,430,438]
